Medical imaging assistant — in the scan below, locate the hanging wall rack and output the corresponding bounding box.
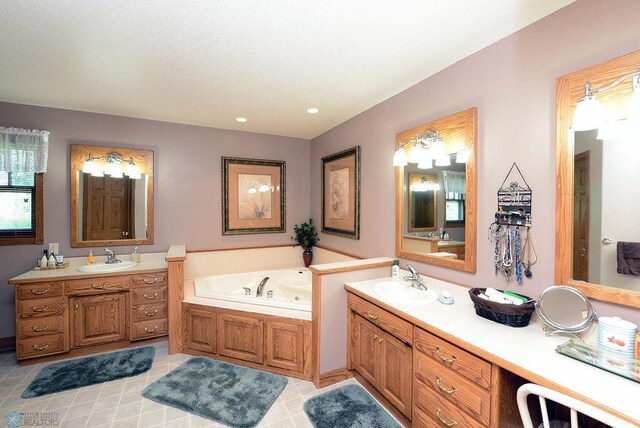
[496,162,532,227]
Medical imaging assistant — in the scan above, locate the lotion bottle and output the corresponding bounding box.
[40,250,48,269]
[391,260,400,279]
[47,252,56,267]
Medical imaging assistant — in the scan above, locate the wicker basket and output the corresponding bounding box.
[468,288,535,328]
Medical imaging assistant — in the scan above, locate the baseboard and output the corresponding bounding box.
[318,367,353,388]
[0,336,16,351]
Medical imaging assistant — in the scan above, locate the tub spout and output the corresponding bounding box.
[256,277,270,297]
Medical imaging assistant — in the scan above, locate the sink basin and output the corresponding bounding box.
[373,280,438,306]
[77,261,137,273]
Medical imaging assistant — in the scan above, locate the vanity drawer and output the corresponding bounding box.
[414,350,491,426]
[17,316,65,338]
[17,333,65,360]
[16,282,64,300]
[131,272,168,287]
[17,298,65,319]
[132,302,168,321]
[131,318,168,340]
[414,328,491,390]
[66,276,129,296]
[131,285,168,305]
[348,293,413,345]
[414,381,485,428]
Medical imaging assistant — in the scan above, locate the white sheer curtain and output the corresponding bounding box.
[442,170,466,199]
[0,127,50,173]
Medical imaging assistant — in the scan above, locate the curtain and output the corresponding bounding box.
[442,170,466,199]
[0,127,50,173]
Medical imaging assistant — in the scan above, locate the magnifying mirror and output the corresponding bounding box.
[535,286,597,338]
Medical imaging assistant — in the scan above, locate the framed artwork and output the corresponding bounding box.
[321,146,360,239]
[222,157,286,235]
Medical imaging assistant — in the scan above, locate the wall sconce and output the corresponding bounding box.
[410,177,440,192]
[572,70,640,134]
[393,130,467,167]
[82,152,142,179]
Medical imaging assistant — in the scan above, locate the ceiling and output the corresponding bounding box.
[0,1,574,139]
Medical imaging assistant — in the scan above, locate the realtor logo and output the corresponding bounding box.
[5,411,23,428]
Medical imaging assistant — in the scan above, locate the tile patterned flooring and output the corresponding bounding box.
[0,342,394,428]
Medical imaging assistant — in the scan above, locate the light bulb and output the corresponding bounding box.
[408,144,425,164]
[429,139,446,160]
[572,94,604,131]
[435,154,451,167]
[392,148,408,167]
[455,150,469,164]
[82,158,94,174]
[417,158,432,169]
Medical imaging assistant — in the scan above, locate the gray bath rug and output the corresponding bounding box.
[304,384,401,428]
[142,356,287,428]
[22,346,155,398]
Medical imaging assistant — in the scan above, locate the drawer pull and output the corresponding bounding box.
[91,283,107,289]
[143,293,158,300]
[32,343,50,351]
[435,346,458,363]
[30,288,49,295]
[435,376,458,394]
[144,326,159,333]
[144,309,159,317]
[143,278,158,284]
[435,408,457,427]
[366,309,380,320]
[31,324,50,332]
[31,305,49,312]
[378,337,384,343]
[373,334,379,340]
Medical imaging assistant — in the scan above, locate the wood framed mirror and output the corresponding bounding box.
[70,144,154,248]
[395,107,477,272]
[555,49,640,308]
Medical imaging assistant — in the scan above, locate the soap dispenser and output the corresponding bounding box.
[47,252,56,267]
[391,260,400,279]
[87,250,96,265]
[131,246,140,263]
[40,250,48,268]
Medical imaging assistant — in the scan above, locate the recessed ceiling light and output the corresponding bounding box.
[306,108,319,114]
[236,117,247,123]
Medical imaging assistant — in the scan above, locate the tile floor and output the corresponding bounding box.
[0,342,395,427]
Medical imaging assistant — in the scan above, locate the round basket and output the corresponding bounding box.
[468,288,535,328]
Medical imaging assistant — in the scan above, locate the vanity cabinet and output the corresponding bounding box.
[71,293,129,347]
[129,272,169,341]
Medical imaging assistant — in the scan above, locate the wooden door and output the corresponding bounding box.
[573,152,590,281]
[352,314,379,387]
[378,329,412,418]
[184,305,216,353]
[71,293,128,348]
[83,175,134,240]
[265,320,304,373]
[217,313,263,363]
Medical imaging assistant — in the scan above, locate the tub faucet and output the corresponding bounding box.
[256,277,270,297]
[404,264,427,291]
[104,248,121,264]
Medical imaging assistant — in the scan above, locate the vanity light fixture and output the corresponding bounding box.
[306,107,319,114]
[236,117,248,123]
[82,152,142,179]
[410,177,440,192]
[455,149,470,164]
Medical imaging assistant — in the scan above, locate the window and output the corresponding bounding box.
[0,172,44,245]
[445,199,465,225]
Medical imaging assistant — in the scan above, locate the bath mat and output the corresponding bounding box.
[142,356,287,428]
[304,384,401,428]
[22,346,155,398]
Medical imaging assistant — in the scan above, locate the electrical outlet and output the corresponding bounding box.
[48,243,59,255]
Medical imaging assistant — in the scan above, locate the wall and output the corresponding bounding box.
[310,0,640,323]
[0,103,311,337]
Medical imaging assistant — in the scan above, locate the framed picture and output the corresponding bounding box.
[321,146,360,239]
[222,157,286,235]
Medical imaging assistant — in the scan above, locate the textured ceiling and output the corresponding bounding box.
[0,1,573,139]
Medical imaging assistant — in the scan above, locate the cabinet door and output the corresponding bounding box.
[378,329,413,418]
[71,293,128,348]
[185,305,216,353]
[217,313,263,364]
[352,314,379,387]
[265,320,304,373]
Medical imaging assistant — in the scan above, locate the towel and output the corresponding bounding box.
[616,241,640,276]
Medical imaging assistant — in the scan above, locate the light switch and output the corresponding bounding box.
[48,243,59,255]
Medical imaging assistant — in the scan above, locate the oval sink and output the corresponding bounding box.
[373,280,438,306]
[77,261,137,273]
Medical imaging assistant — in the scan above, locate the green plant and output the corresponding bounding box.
[292,218,319,248]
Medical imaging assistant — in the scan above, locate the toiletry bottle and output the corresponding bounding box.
[47,252,56,267]
[131,246,140,263]
[87,250,96,265]
[391,260,400,280]
[40,250,48,269]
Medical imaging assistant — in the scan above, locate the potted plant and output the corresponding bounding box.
[292,218,319,267]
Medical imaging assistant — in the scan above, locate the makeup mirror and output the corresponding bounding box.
[536,286,597,338]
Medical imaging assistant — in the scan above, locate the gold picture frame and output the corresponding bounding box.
[321,146,360,239]
[222,157,286,235]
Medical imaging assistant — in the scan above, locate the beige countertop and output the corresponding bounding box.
[345,275,639,426]
[8,252,168,284]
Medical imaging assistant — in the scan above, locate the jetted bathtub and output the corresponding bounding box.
[194,269,312,312]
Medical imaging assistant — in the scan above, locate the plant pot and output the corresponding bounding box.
[302,247,313,268]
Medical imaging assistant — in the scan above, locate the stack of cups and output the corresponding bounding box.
[598,316,637,373]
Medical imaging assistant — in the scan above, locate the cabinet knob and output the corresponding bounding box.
[75,304,79,309]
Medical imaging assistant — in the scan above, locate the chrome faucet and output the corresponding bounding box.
[256,277,270,297]
[404,264,427,290]
[104,248,121,264]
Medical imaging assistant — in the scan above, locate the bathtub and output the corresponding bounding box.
[194,269,312,312]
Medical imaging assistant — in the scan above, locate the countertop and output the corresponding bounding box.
[345,276,639,425]
[401,235,464,247]
[8,252,168,284]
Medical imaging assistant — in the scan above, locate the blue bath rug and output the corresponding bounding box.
[22,346,155,398]
[304,384,401,428]
[142,356,287,428]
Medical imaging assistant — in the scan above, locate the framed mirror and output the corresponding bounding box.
[395,107,477,272]
[555,49,640,308]
[70,144,154,248]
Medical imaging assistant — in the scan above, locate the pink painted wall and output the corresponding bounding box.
[310,0,640,324]
[0,102,310,337]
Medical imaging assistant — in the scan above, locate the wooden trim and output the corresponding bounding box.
[186,244,293,254]
[555,49,640,308]
[0,173,44,246]
[315,244,363,260]
[318,367,353,388]
[166,245,186,262]
[352,372,411,428]
[167,257,185,354]
[8,267,167,285]
[311,273,321,387]
[0,336,16,350]
[309,258,393,275]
